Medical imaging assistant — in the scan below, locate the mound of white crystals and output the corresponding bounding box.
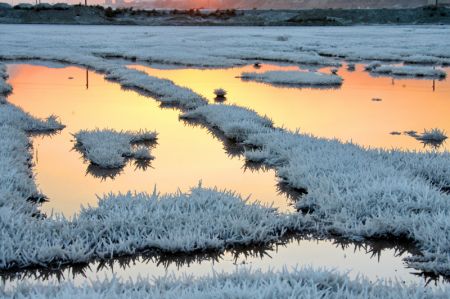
[3,268,449,299]
[0,104,63,132]
[182,102,450,275]
[74,129,157,168]
[418,128,448,143]
[369,65,446,78]
[105,67,207,110]
[0,125,41,217]
[241,70,343,86]
[0,186,296,269]
[181,104,273,141]
[0,64,12,95]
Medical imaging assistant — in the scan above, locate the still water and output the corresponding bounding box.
[7,63,289,217]
[4,62,447,286]
[132,63,450,152]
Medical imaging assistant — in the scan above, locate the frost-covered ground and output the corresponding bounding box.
[369,65,447,79]
[3,268,450,299]
[419,129,448,143]
[240,70,343,86]
[1,25,450,293]
[402,129,449,148]
[1,25,450,68]
[0,64,12,95]
[74,129,157,168]
[2,185,297,270]
[181,104,450,275]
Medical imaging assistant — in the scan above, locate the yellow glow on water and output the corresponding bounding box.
[8,63,450,217]
[7,64,288,217]
[132,63,450,152]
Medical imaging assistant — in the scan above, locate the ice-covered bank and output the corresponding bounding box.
[3,268,450,299]
[105,67,207,110]
[1,186,300,270]
[0,71,64,217]
[181,103,450,275]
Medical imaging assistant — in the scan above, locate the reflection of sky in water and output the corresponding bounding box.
[7,64,290,217]
[3,237,431,289]
[4,63,449,287]
[132,63,450,152]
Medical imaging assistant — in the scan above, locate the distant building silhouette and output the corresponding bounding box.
[103,0,126,8]
[109,0,450,10]
[428,0,450,5]
[115,0,125,7]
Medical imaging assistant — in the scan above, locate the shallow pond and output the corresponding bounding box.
[3,62,447,287]
[132,63,450,152]
[7,63,289,217]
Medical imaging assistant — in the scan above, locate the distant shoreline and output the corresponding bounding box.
[0,4,449,26]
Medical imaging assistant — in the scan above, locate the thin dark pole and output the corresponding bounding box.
[86,68,89,89]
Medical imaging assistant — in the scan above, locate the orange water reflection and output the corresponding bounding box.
[7,64,288,217]
[132,63,450,152]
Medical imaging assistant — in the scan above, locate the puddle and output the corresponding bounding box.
[131,63,450,152]
[3,63,446,287]
[3,238,429,288]
[7,63,290,217]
